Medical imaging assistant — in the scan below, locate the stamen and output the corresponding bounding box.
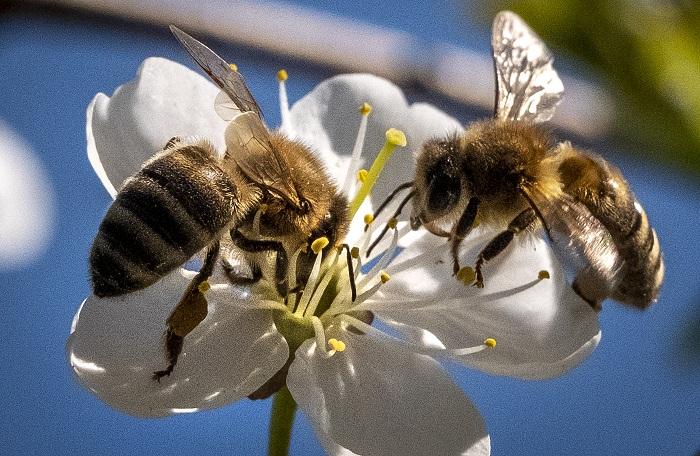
[538,270,550,280]
[371,181,413,222]
[304,252,342,318]
[286,244,307,310]
[366,190,416,257]
[359,225,399,289]
[350,246,360,259]
[310,316,330,357]
[484,338,497,348]
[357,169,368,183]
[363,213,374,225]
[340,244,357,302]
[277,69,291,134]
[295,239,328,316]
[311,237,329,254]
[327,338,346,356]
[229,63,238,72]
[341,102,372,195]
[349,128,407,218]
[380,271,390,283]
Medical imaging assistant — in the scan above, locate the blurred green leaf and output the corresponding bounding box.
[475,0,700,175]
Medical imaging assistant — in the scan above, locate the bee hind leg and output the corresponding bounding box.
[473,208,536,288]
[450,197,480,275]
[152,241,220,382]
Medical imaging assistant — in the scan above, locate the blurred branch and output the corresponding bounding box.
[479,0,700,175]
[32,0,612,140]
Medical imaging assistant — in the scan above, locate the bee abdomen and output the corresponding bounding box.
[90,145,238,297]
[612,202,664,308]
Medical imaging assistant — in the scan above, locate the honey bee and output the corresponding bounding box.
[409,11,663,310]
[89,26,349,381]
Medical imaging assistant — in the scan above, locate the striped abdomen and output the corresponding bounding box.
[558,147,664,308]
[90,144,238,297]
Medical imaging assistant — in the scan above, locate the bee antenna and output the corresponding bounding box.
[366,189,416,258]
[370,181,413,224]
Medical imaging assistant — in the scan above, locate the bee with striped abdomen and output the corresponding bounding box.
[89,27,349,381]
[409,11,663,309]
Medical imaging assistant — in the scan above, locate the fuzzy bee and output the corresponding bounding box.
[408,11,663,310]
[89,27,349,381]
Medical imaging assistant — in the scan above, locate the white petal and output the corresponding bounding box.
[67,270,288,417]
[369,230,601,379]
[288,74,462,198]
[0,120,54,269]
[87,57,228,197]
[287,328,490,456]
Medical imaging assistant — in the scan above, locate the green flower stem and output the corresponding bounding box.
[268,387,297,456]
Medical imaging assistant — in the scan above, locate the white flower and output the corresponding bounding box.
[68,57,601,456]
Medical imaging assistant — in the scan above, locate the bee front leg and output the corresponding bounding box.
[153,241,220,382]
[473,208,536,288]
[450,197,480,274]
[230,228,289,297]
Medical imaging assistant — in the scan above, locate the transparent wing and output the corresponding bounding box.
[522,185,623,291]
[214,90,242,121]
[492,11,564,122]
[170,25,263,118]
[224,112,299,205]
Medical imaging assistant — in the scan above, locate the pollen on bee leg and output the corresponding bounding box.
[538,270,550,280]
[349,128,408,218]
[197,280,211,294]
[456,266,476,285]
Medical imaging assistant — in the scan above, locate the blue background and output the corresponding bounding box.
[1,2,698,455]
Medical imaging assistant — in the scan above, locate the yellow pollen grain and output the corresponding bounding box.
[328,338,346,352]
[538,270,551,280]
[385,128,407,147]
[350,246,360,259]
[311,237,330,254]
[229,63,238,72]
[277,69,288,81]
[363,213,374,225]
[259,203,268,214]
[380,271,391,283]
[359,102,372,115]
[357,169,368,183]
[484,338,497,348]
[198,281,211,293]
[387,218,398,229]
[456,266,476,285]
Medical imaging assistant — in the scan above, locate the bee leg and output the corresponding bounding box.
[152,241,220,382]
[222,260,263,285]
[450,197,480,274]
[473,208,537,288]
[230,229,289,297]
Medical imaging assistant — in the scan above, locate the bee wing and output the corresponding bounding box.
[170,25,263,118]
[522,185,623,288]
[491,11,564,123]
[224,111,300,205]
[214,90,242,121]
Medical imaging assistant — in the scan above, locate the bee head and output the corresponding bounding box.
[411,136,465,230]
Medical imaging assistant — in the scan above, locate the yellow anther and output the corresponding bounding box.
[363,213,374,225]
[259,203,268,214]
[380,271,391,283]
[385,128,407,147]
[350,246,360,259]
[229,63,238,72]
[198,281,211,294]
[538,270,551,280]
[456,266,476,285]
[359,102,372,115]
[387,218,398,229]
[311,237,330,254]
[277,69,288,81]
[328,338,346,352]
[357,169,368,183]
[484,338,497,348]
